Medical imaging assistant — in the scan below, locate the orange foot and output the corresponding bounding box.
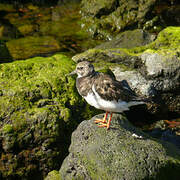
[98,122,110,130]
[94,112,108,124]
[97,113,113,130]
[94,119,107,124]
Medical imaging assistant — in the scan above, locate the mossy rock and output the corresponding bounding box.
[129,26,180,56]
[80,0,180,38]
[95,29,155,49]
[59,114,180,180]
[80,0,152,38]
[73,27,180,63]
[0,54,100,179]
[6,36,61,60]
[45,170,61,180]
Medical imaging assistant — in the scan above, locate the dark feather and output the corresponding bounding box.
[76,71,147,103]
[93,73,141,102]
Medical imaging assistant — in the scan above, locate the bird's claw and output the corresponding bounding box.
[98,123,110,130]
[94,119,107,124]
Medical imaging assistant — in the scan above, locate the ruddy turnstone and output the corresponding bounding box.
[69,61,146,130]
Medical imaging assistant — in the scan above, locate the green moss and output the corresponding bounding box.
[45,170,61,180]
[61,108,71,122]
[0,54,100,179]
[2,124,13,133]
[75,27,180,69]
[18,24,35,36]
[129,26,180,58]
[152,26,180,48]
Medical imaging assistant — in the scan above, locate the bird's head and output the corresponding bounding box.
[69,61,95,78]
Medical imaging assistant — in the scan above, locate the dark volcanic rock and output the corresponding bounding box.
[81,0,180,39]
[96,29,155,49]
[58,114,180,180]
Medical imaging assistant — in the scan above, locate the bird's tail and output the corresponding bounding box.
[132,96,152,103]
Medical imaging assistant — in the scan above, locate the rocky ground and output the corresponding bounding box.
[58,114,180,180]
[0,0,180,180]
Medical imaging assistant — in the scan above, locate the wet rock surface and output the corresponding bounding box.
[6,36,61,60]
[147,119,180,150]
[0,2,104,62]
[58,114,180,180]
[95,29,155,49]
[81,0,180,39]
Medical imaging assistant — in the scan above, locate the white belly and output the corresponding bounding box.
[84,92,128,112]
[84,87,144,113]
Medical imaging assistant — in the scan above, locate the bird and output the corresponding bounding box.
[69,61,147,130]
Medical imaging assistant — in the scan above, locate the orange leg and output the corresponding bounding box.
[98,113,113,130]
[94,112,109,124]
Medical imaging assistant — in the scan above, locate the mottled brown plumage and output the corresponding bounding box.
[69,61,146,129]
[93,72,138,102]
[76,70,139,102]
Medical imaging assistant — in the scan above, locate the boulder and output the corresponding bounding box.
[58,114,180,180]
[72,27,180,117]
[80,0,180,39]
[95,29,155,49]
[0,54,100,179]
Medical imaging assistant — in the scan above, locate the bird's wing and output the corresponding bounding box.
[93,73,139,102]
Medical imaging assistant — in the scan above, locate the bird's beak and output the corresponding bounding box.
[67,69,77,76]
